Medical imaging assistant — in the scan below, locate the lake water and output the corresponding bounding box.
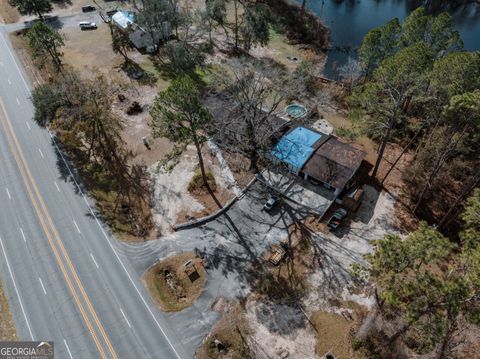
[294,0,480,77]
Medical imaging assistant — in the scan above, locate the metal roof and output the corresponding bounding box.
[112,11,134,29]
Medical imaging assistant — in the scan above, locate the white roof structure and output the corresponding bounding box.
[112,11,134,30]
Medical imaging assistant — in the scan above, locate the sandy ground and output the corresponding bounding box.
[61,21,123,75]
[59,13,174,167]
[245,186,397,359]
[245,299,317,359]
[149,145,236,235]
[150,146,205,234]
[305,186,396,309]
[0,0,20,24]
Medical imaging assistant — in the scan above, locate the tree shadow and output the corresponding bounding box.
[120,61,158,86]
[50,135,153,239]
[24,16,63,30]
[51,0,72,9]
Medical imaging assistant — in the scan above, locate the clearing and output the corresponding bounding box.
[150,146,236,234]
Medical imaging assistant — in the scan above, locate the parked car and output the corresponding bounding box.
[79,22,97,30]
[81,5,96,12]
[106,10,118,19]
[263,195,278,211]
[327,208,347,230]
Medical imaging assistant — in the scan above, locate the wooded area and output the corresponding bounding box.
[351,7,479,229]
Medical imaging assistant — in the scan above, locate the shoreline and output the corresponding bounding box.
[265,0,331,52]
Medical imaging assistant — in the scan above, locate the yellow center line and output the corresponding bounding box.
[0,97,117,359]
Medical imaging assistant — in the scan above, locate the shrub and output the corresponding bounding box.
[336,126,358,141]
[187,169,216,192]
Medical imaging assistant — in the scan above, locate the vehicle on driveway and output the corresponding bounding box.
[82,5,96,12]
[263,195,278,211]
[106,10,118,19]
[79,22,97,30]
[327,208,347,230]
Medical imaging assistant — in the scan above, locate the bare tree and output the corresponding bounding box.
[213,58,287,172]
[338,57,363,93]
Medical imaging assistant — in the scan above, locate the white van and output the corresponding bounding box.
[79,22,97,30]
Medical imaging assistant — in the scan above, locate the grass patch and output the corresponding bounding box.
[0,280,17,341]
[144,252,206,312]
[196,304,253,359]
[336,126,359,142]
[187,169,217,193]
[311,311,355,359]
[195,64,226,86]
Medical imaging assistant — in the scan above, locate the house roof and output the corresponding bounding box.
[128,28,166,51]
[271,127,322,170]
[302,136,366,190]
[112,11,134,29]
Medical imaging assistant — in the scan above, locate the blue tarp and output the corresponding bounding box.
[271,127,322,170]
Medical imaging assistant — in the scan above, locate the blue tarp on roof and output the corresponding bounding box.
[271,127,322,170]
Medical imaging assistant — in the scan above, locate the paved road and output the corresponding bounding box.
[0,28,187,359]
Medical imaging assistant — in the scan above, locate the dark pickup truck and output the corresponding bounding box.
[82,5,96,12]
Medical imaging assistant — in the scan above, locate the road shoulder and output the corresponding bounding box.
[0,279,17,340]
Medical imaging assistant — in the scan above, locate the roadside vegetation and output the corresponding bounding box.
[32,71,154,239]
[144,252,206,312]
[0,281,17,341]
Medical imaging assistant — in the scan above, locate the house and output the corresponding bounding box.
[111,10,171,54]
[270,125,366,197]
[204,92,365,215]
